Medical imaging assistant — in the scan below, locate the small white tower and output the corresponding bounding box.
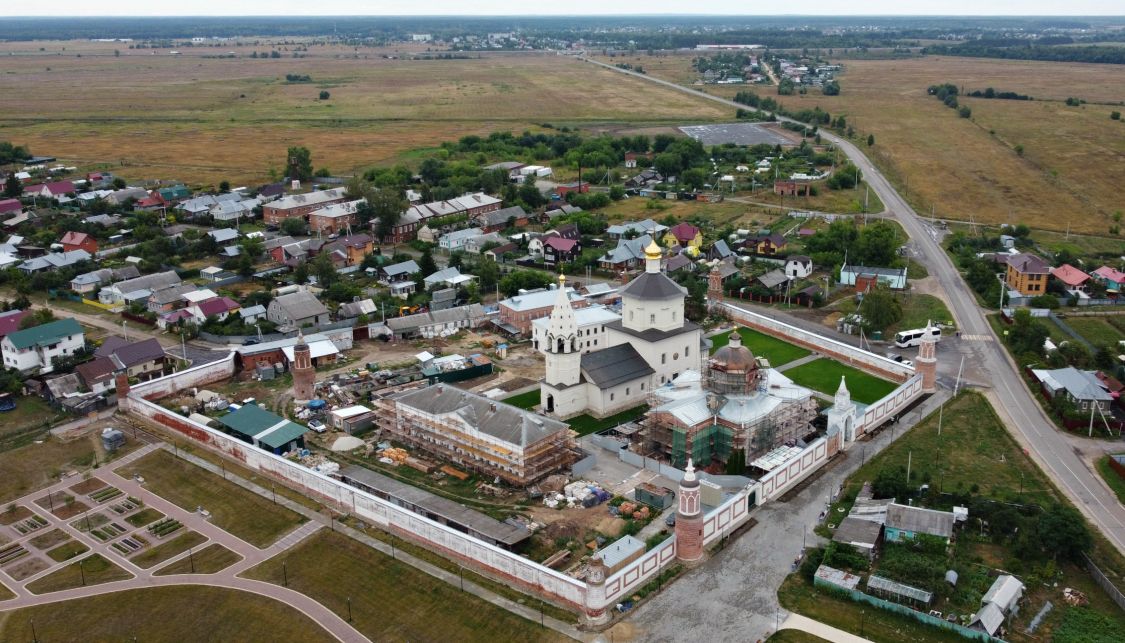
[543,274,581,388]
[826,375,857,444]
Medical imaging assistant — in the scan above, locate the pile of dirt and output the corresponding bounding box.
[541,519,582,542]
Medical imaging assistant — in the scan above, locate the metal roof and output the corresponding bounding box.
[219,404,307,450]
[885,503,955,538]
[594,535,645,569]
[5,318,83,350]
[832,515,883,549]
[619,271,687,301]
[867,575,932,604]
[391,384,568,448]
[580,343,654,389]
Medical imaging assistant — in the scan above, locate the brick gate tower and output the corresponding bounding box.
[916,323,938,393]
[291,331,315,402]
[675,459,704,565]
[707,265,723,308]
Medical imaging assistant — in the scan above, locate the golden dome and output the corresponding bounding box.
[644,240,662,259]
[558,274,566,284]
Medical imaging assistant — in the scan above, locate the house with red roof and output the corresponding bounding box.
[0,310,31,339]
[1051,264,1091,292]
[22,181,75,199]
[1091,266,1125,293]
[543,236,581,267]
[60,231,98,254]
[0,199,21,216]
[133,191,167,211]
[187,297,240,324]
[663,222,703,249]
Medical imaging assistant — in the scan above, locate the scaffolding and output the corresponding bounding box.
[385,405,578,487]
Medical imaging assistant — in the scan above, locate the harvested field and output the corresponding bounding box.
[0,45,729,187]
[599,52,1125,234]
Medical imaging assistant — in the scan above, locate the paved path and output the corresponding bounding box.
[583,56,1125,556]
[782,613,873,642]
[774,352,822,373]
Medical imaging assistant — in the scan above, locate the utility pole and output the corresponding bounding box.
[954,355,965,395]
[937,403,943,436]
[906,451,912,485]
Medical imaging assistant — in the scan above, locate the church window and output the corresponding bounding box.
[626,387,630,395]
[685,345,690,357]
[629,311,634,321]
[673,311,677,321]
[661,376,666,384]
[661,353,666,364]
[650,313,656,324]
[611,393,615,401]
[556,339,565,353]
[673,352,679,360]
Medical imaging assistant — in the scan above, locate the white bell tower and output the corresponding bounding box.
[544,275,581,387]
[826,375,857,445]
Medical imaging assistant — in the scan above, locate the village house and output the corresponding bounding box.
[94,336,170,381]
[785,255,814,279]
[1091,266,1125,293]
[438,227,485,253]
[262,188,348,226]
[1005,252,1050,296]
[59,231,97,254]
[308,199,364,236]
[69,266,140,295]
[99,270,182,306]
[663,222,703,250]
[267,291,330,329]
[599,234,655,272]
[773,180,810,196]
[423,267,474,290]
[473,205,528,233]
[708,240,733,261]
[543,236,581,267]
[463,232,504,255]
[606,219,668,240]
[146,283,199,314]
[22,180,75,199]
[0,199,22,216]
[554,181,589,198]
[379,260,420,285]
[1,318,85,374]
[321,234,373,266]
[187,297,241,324]
[745,232,787,256]
[384,303,488,340]
[1051,263,1091,293]
[19,250,91,274]
[884,503,956,543]
[664,253,695,274]
[1031,366,1114,413]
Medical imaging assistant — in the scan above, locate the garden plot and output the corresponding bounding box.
[0,542,30,567]
[112,534,150,556]
[147,518,184,539]
[88,487,123,504]
[107,496,143,517]
[9,513,48,536]
[34,492,89,520]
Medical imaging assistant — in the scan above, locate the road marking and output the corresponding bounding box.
[960,334,993,342]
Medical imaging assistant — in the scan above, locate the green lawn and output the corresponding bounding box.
[45,540,89,563]
[568,405,649,436]
[709,327,811,366]
[767,630,830,643]
[889,293,954,334]
[1065,317,1125,348]
[129,531,208,569]
[783,359,898,405]
[0,396,66,444]
[25,554,132,594]
[117,450,305,548]
[154,543,241,575]
[0,586,332,642]
[0,432,132,504]
[503,389,540,410]
[124,507,165,528]
[1095,456,1125,505]
[242,530,566,642]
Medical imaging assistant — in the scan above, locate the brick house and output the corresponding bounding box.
[1005,253,1050,296]
[262,188,347,226]
[308,199,364,236]
[543,236,581,267]
[60,231,98,254]
[773,180,810,196]
[381,193,502,244]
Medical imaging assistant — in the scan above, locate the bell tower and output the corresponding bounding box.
[291,330,315,402]
[543,275,581,388]
[916,322,938,393]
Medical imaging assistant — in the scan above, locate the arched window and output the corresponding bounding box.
[556,338,565,353]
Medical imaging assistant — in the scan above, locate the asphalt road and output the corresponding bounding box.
[581,56,1125,554]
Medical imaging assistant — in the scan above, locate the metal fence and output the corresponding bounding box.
[1083,553,1125,613]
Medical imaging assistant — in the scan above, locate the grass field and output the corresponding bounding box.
[154,542,242,575]
[45,539,89,563]
[0,586,332,641]
[568,405,650,436]
[242,530,565,642]
[767,630,830,643]
[124,507,164,528]
[130,530,208,569]
[503,389,540,410]
[0,44,729,187]
[118,450,305,547]
[891,294,955,334]
[0,397,66,444]
[599,52,1125,234]
[1095,456,1125,506]
[1064,317,1125,348]
[710,327,812,366]
[783,359,898,405]
[25,554,132,594]
[0,432,129,504]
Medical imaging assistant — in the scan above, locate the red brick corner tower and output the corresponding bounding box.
[916,324,938,393]
[707,266,723,308]
[291,331,315,402]
[675,458,704,565]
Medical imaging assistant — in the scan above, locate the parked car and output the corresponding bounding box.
[308,419,326,433]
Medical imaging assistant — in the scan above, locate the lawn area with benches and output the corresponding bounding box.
[117,450,305,548]
[242,530,567,642]
[783,359,898,405]
[709,327,811,366]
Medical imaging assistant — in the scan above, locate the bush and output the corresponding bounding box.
[958,106,972,118]
[318,90,330,100]
[1112,111,1121,121]
[1029,294,1059,309]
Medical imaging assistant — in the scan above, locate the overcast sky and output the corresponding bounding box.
[1,3,1122,17]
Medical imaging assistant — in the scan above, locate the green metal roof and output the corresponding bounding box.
[158,185,191,200]
[5,318,83,350]
[219,404,306,450]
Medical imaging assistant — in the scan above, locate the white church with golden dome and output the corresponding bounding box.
[540,240,704,419]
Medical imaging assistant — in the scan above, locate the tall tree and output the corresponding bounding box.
[418,246,438,276]
[858,287,903,332]
[3,174,21,198]
[371,189,407,242]
[286,146,313,182]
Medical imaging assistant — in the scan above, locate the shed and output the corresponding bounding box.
[329,405,376,434]
[218,404,307,455]
[634,482,675,510]
[592,535,646,575]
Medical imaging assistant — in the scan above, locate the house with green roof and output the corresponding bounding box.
[157,185,192,202]
[1,317,85,374]
[218,403,307,455]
